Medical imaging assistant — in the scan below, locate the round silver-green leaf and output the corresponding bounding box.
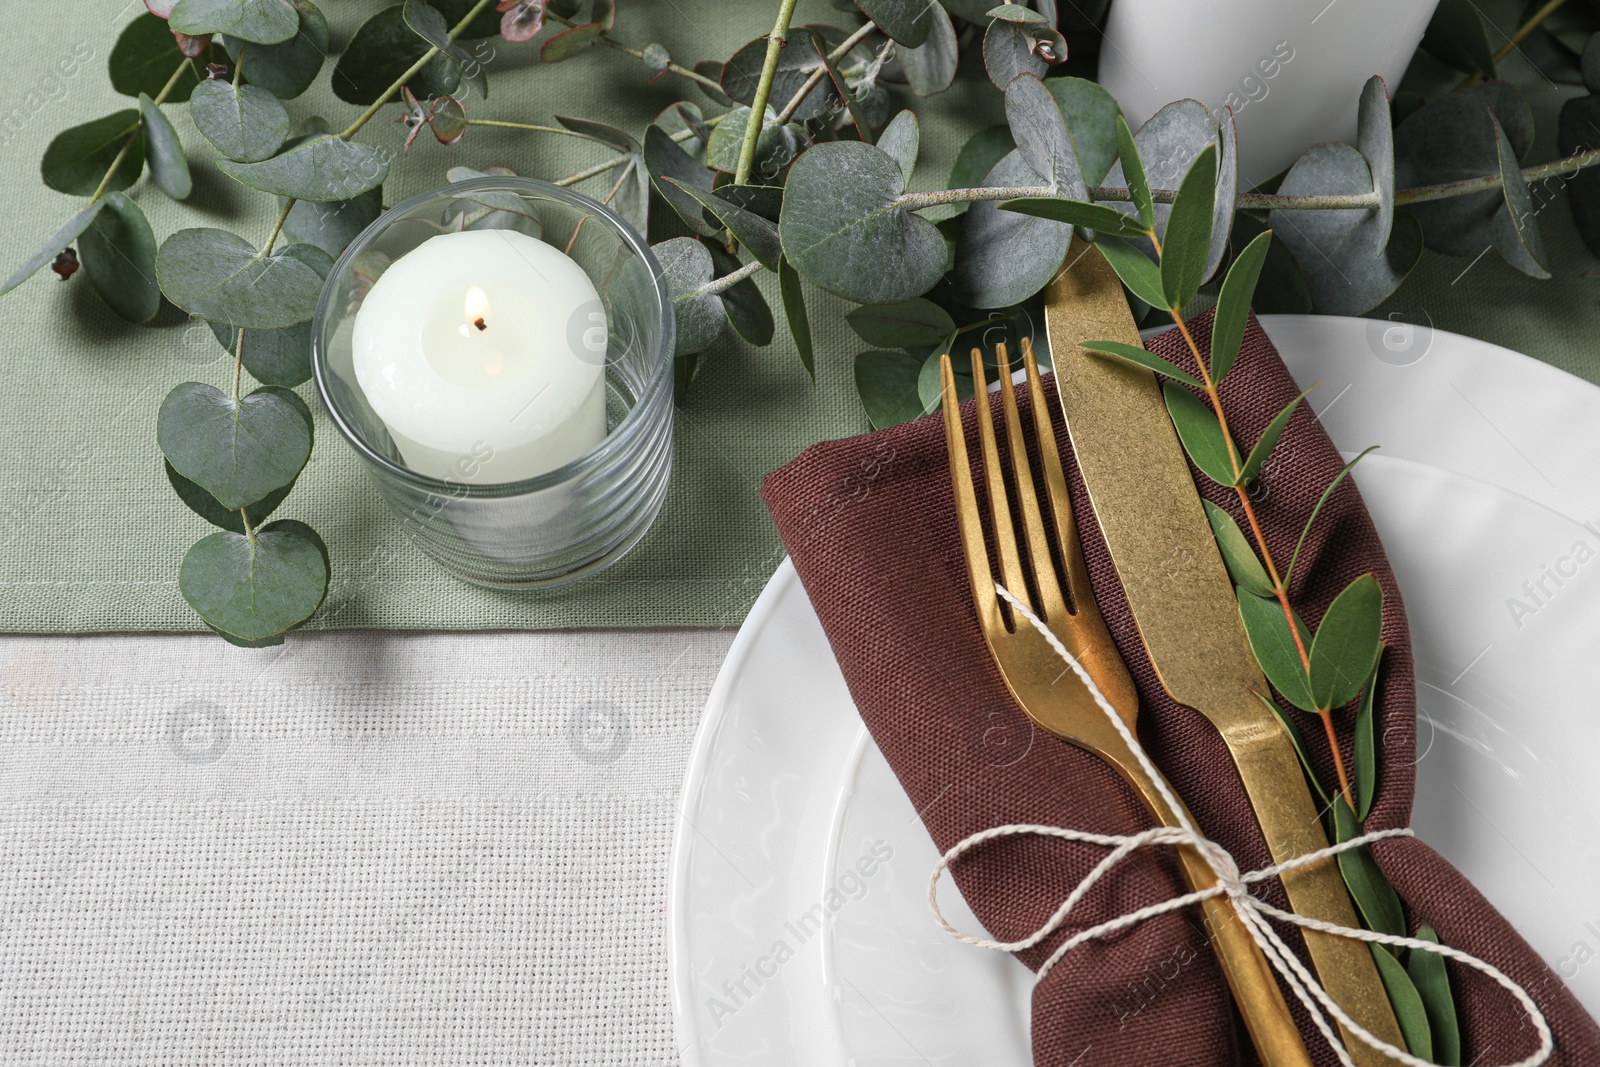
[218,135,389,202]
[180,519,330,643]
[190,79,291,163]
[158,382,314,509]
[79,192,161,324]
[156,227,325,329]
[169,0,300,44]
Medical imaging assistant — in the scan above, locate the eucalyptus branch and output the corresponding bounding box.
[89,59,191,203]
[772,19,878,126]
[895,144,1600,216]
[551,125,700,187]
[260,198,294,257]
[690,257,765,298]
[339,0,496,141]
[546,12,725,94]
[1460,0,1570,88]
[735,0,801,186]
[463,119,593,136]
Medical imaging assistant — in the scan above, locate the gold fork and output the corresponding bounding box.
[941,340,1313,1067]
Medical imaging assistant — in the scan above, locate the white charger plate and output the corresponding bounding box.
[670,318,1600,1065]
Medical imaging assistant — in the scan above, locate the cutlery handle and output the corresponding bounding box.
[1118,757,1316,1067]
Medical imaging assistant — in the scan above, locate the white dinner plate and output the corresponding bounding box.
[670,319,1600,1065]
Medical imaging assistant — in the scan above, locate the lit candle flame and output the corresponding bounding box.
[465,285,489,332]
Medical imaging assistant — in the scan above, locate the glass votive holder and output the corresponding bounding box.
[311,176,674,587]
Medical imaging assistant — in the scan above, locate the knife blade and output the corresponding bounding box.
[1044,237,1405,1065]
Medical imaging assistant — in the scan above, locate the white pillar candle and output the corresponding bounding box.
[352,228,608,484]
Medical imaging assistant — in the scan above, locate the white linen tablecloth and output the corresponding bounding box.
[0,630,733,1065]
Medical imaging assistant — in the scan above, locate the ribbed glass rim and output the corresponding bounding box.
[311,175,675,500]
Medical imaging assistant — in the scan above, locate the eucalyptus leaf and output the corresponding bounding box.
[0,202,105,296]
[156,227,325,329]
[666,181,781,269]
[1100,100,1234,282]
[858,0,935,46]
[1354,646,1384,821]
[170,0,299,43]
[643,125,718,237]
[166,459,293,532]
[1309,573,1384,711]
[333,4,462,105]
[1204,499,1274,599]
[280,189,384,258]
[879,110,921,187]
[1163,380,1235,486]
[221,0,330,99]
[1237,588,1316,712]
[158,382,313,508]
[1238,386,1311,486]
[110,13,212,103]
[999,198,1147,237]
[1369,943,1434,1063]
[206,246,332,387]
[1114,113,1154,230]
[1409,927,1462,1066]
[982,16,1049,90]
[779,259,815,380]
[721,30,834,122]
[847,298,957,348]
[556,115,639,153]
[79,192,161,324]
[855,348,927,429]
[138,93,191,200]
[951,150,1070,308]
[1042,78,1121,186]
[190,79,291,163]
[180,519,330,643]
[1081,339,1202,388]
[404,0,487,97]
[1272,144,1421,315]
[1357,75,1395,249]
[655,236,723,354]
[1254,688,1330,804]
[1394,83,1533,256]
[781,140,947,305]
[1209,229,1272,382]
[1095,236,1165,308]
[219,136,389,202]
[706,106,797,175]
[1287,446,1379,588]
[1161,144,1217,309]
[542,21,606,62]
[900,1,959,96]
[1491,115,1551,278]
[1333,796,1410,941]
[1005,73,1085,197]
[708,243,774,346]
[41,111,145,197]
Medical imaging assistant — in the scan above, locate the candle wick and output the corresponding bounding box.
[473,317,487,332]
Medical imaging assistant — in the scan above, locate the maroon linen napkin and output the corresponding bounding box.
[760,311,1600,1066]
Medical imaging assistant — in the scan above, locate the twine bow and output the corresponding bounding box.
[926,584,1554,1067]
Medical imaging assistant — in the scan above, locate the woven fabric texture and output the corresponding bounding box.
[762,312,1600,1065]
[0,628,729,1064]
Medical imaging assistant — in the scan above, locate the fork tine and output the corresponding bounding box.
[941,353,1002,635]
[994,341,1068,625]
[1021,337,1097,618]
[969,347,1031,616]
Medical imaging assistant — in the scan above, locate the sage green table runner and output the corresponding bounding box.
[2,0,1594,634]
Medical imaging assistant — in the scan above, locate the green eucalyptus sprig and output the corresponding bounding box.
[1078,136,1462,1065]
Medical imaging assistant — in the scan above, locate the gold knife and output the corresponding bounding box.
[1044,237,1405,1065]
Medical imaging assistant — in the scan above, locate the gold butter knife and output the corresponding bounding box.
[1044,237,1405,1065]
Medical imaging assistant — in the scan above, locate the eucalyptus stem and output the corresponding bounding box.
[88,59,191,203]
[232,327,246,401]
[339,0,496,141]
[691,257,765,298]
[772,19,878,126]
[1167,303,1354,805]
[463,119,590,136]
[545,12,726,94]
[232,43,246,86]
[261,198,294,257]
[894,144,1600,216]
[735,0,801,186]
